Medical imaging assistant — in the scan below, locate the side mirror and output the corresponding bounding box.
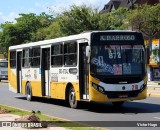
[86,46,90,63]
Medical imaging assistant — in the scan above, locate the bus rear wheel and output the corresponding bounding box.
[26,83,32,101]
[69,87,78,109]
[112,101,124,107]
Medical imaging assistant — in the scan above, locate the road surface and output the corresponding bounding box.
[0,81,160,130]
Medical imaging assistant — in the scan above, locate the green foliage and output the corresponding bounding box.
[0,13,54,55]
[127,3,160,38]
[0,23,21,56]
[0,3,160,57]
[58,5,101,35]
[45,21,64,39]
[107,7,129,30]
[127,3,160,53]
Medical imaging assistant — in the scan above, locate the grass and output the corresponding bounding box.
[0,104,101,130]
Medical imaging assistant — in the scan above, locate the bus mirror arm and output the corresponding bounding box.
[86,46,90,63]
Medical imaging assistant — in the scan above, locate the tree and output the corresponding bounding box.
[15,13,42,42]
[95,7,129,30]
[0,23,21,55]
[58,5,101,35]
[127,4,160,52]
[0,13,55,55]
[45,21,64,39]
[38,12,54,28]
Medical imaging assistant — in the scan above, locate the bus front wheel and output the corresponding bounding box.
[69,87,78,109]
[112,101,124,107]
[26,83,32,101]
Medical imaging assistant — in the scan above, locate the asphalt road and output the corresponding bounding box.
[0,81,160,130]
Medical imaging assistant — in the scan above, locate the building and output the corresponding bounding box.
[101,0,121,13]
[101,0,160,13]
[146,39,160,81]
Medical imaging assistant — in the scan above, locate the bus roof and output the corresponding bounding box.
[9,30,138,50]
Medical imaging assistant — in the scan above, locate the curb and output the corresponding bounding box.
[0,104,108,130]
[147,93,160,98]
[0,104,69,121]
[147,87,160,91]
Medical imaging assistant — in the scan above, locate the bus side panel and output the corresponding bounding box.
[72,82,80,100]
[21,68,42,97]
[50,82,80,100]
[50,67,80,100]
[8,51,17,92]
[8,68,17,93]
[30,81,42,97]
[50,82,57,99]
[50,82,65,99]
[21,80,27,95]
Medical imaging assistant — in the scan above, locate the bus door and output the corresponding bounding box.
[16,51,22,93]
[79,43,89,100]
[41,48,50,96]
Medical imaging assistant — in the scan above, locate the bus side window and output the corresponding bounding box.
[10,51,16,68]
[31,47,40,67]
[23,48,31,68]
[64,42,77,66]
[51,44,63,67]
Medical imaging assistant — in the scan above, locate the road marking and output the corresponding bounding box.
[154,117,160,120]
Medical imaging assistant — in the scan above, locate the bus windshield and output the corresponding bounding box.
[91,45,145,76]
[0,62,8,67]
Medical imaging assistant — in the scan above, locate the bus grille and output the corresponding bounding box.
[105,90,140,99]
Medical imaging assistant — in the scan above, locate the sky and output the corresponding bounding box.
[0,0,109,24]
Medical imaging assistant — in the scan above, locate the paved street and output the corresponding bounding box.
[0,81,160,130]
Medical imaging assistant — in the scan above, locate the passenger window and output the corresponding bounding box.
[64,42,77,66]
[10,51,16,68]
[31,47,40,67]
[22,48,31,68]
[51,44,63,67]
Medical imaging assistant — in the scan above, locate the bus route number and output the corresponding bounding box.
[132,85,138,90]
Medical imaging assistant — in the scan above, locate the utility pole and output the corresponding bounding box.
[130,0,133,10]
[130,0,134,30]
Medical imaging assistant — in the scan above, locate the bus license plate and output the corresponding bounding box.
[119,95,128,98]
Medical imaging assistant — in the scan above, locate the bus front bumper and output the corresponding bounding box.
[89,86,147,102]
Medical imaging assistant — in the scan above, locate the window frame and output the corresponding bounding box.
[10,51,16,68]
[22,48,32,68]
[31,47,41,68]
[64,41,77,67]
[51,43,63,67]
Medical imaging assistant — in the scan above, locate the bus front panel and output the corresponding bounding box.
[89,32,147,102]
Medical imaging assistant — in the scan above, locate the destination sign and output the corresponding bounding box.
[100,35,136,41]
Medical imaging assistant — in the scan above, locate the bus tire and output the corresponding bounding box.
[26,83,32,101]
[112,101,124,107]
[69,87,78,109]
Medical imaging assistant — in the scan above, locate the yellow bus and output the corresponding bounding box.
[8,30,147,108]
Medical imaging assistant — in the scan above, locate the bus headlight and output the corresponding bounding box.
[98,86,105,93]
[140,83,147,92]
[92,83,105,94]
[92,83,98,89]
